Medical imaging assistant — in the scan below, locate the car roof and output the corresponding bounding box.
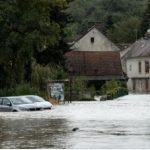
[22,95,38,97]
[0,95,38,99]
[0,96,20,98]
[0,95,38,98]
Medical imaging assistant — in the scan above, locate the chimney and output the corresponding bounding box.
[88,21,106,33]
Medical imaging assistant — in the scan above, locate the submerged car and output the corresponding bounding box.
[23,95,52,110]
[0,96,39,112]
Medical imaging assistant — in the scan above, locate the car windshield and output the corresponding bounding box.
[10,97,32,105]
[25,96,45,103]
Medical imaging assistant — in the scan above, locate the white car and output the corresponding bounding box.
[0,96,39,112]
[23,95,53,110]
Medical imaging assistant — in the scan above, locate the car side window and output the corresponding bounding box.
[0,98,2,105]
[2,98,11,106]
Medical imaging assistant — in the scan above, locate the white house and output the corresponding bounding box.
[121,30,150,93]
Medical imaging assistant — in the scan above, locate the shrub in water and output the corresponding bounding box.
[101,80,128,100]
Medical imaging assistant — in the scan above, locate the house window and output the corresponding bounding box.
[133,79,136,91]
[91,37,94,43]
[139,61,141,73]
[145,61,149,73]
[145,79,149,91]
[129,64,132,71]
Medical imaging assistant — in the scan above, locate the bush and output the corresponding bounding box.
[15,83,39,96]
[71,77,87,101]
[0,88,15,96]
[101,80,128,100]
[106,87,128,100]
[31,61,67,90]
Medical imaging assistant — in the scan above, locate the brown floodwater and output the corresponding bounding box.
[0,98,150,149]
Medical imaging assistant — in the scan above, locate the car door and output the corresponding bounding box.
[0,98,3,111]
[2,98,13,112]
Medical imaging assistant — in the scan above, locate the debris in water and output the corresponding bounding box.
[72,128,79,131]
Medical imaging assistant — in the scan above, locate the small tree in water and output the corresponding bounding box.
[71,77,87,101]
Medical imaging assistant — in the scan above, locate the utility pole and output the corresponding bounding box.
[69,76,72,103]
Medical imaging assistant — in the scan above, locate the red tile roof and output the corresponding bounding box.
[65,51,123,77]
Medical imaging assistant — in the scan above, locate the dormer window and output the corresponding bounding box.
[91,37,94,44]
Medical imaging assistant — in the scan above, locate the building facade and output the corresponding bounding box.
[70,25,120,52]
[127,57,150,93]
[65,23,124,81]
[121,31,150,93]
[65,51,124,81]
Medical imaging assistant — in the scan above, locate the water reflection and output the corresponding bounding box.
[0,118,72,149]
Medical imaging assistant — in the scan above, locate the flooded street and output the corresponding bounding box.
[0,95,150,149]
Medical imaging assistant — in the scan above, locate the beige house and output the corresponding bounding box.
[65,23,124,81]
[70,24,120,52]
[121,31,150,93]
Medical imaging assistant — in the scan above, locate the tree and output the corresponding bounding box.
[140,0,150,36]
[0,0,72,89]
[66,0,146,42]
[107,17,141,43]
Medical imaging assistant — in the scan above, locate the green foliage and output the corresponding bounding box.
[31,62,52,89]
[64,78,96,101]
[140,0,150,36]
[31,61,67,89]
[106,87,128,100]
[0,0,71,89]
[71,77,87,101]
[15,83,39,96]
[107,17,141,43]
[0,83,40,96]
[0,88,15,97]
[66,0,147,42]
[50,66,68,80]
[101,80,120,94]
[101,80,128,100]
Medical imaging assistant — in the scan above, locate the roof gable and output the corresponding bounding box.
[71,26,120,52]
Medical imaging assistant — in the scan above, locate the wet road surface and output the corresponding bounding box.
[0,95,150,149]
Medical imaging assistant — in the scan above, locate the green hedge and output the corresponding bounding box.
[15,83,39,96]
[0,88,15,97]
[0,83,40,97]
[101,80,128,100]
[106,87,128,100]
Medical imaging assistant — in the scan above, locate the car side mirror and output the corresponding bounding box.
[7,103,12,107]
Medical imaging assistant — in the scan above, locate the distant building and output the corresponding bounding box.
[121,30,150,93]
[65,22,124,81]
